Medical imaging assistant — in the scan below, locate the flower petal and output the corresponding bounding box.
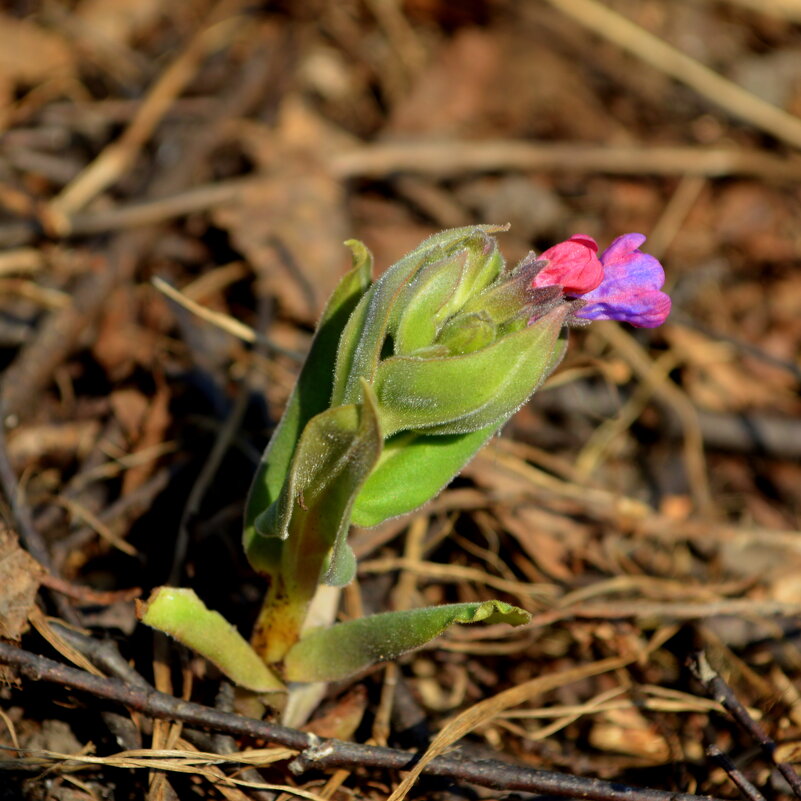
[532,234,603,295]
[576,288,671,327]
[575,234,671,327]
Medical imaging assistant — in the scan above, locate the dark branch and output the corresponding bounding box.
[0,641,728,801]
[706,745,767,801]
[692,651,801,800]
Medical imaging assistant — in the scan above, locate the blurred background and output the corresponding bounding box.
[2,1,801,799]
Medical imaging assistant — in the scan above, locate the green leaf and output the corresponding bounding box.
[393,250,469,355]
[243,242,372,574]
[435,312,496,355]
[283,600,530,682]
[138,587,285,693]
[254,382,382,572]
[375,305,568,437]
[351,425,496,527]
[353,324,569,528]
[249,384,383,663]
[460,254,548,326]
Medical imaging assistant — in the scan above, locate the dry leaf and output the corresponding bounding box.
[216,98,354,323]
[387,28,500,136]
[386,657,628,801]
[214,167,348,324]
[110,388,150,440]
[589,707,671,763]
[6,420,100,470]
[76,0,167,45]
[0,15,74,87]
[303,685,368,740]
[0,528,45,641]
[93,286,158,379]
[497,505,587,582]
[388,26,618,141]
[121,383,171,495]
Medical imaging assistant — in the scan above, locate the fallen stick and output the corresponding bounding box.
[1,641,729,801]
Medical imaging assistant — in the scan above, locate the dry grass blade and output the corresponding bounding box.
[3,746,317,799]
[46,1,247,225]
[508,686,635,743]
[543,0,801,149]
[385,656,630,801]
[152,276,258,343]
[66,179,255,237]
[591,322,712,515]
[173,738,250,801]
[555,574,744,607]
[469,447,653,518]
[152,276,300,360]
[0,707,20,750]
[373,515,429,745]
[27,608,104,677]
[54,495,138,556]
[646,176,708,259]
[149,640,184,801]
[0,248,44,275]
[574,350,680,479]
[718,0,801,22]
[531,598,801,625]
[498,687,722,720]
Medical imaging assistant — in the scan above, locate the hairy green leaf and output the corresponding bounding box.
[375,306,568,436]
[284,600,530,682]
[243,242,372,574]
[351,425,496,527]
[331,225,508,407]
[139,587,285,692]
[250,384,383,662]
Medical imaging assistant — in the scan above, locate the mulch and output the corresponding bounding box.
[1,1,801,800]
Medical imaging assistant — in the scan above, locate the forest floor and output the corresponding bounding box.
[2,1,801,800]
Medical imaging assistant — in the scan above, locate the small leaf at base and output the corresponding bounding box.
[283,600,530,683]
[138,587,285,693]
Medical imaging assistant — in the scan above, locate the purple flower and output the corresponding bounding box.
[576,234,670,327]
[533,233,671,328]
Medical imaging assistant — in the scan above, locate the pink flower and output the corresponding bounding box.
[534,235,604,295]
[533,233,671,328]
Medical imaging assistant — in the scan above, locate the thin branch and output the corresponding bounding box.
[706,745,767,801]
[329,142,801,181]
[48,622,152,690]
[0,642,728,801]
[692,652,801,800]
[2,143,801,250]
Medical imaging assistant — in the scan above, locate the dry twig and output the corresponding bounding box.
[543,0,801,149]
[706,745,767,801]
[692,652,801,800]
[0,642,729,801]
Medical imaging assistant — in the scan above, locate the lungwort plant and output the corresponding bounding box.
[140,224,670,693]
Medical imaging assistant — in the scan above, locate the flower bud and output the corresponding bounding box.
[331,225,508,406]
[435,312,496,355]
[330,225,568,438]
